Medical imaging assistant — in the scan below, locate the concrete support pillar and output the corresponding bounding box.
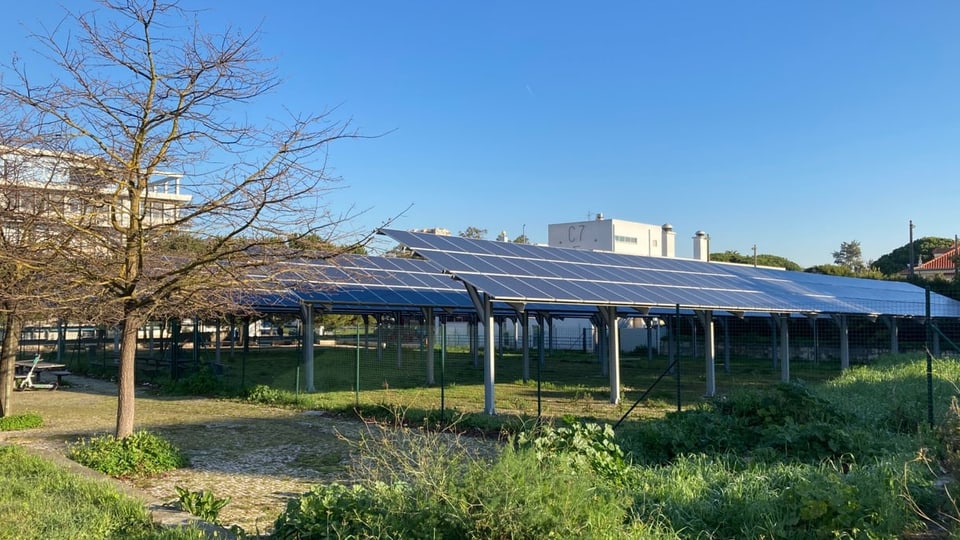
[483,295,496,415]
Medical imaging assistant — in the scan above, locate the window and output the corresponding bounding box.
[615,235,638,244]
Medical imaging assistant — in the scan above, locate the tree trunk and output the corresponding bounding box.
[114,312,142,438]
[0,310,24,417]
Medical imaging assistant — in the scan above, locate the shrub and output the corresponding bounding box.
[274,423,638,539]
[0,412,43,431]
[273,482,417,539]
[516,418,632,485]
[458,443,633,538]
[160,366,225,396]
[626,382,890,465]
[68,430,188,478]
[629,453,926,539]
[243,384,293,406]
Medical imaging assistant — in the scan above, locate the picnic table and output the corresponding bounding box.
[15,360,71,384]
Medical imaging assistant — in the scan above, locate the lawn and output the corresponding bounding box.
[0,445,207,540]
[188,343,848,426]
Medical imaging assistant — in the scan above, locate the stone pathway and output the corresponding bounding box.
[0,375,366,537]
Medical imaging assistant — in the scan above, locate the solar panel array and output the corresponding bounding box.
[380,229,960,318]
[272,255,473,312]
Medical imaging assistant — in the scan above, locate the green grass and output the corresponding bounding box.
[15,349,960,537]
[271,352,960,538]
[180,345,847,430]
[0,445,209,540]
[0,412,43,431]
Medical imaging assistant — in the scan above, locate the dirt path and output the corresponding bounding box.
[0,374,365,536]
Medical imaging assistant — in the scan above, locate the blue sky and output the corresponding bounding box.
[2,1,958,268]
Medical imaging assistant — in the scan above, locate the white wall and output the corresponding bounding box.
[548,217,674,257]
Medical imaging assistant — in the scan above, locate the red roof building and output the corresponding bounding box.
[913,245,960,279]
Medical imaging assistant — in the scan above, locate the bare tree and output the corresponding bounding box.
[0,0,369,437]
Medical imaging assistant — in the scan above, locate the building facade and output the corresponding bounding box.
[547,214,678,257]
[1,148,191,237]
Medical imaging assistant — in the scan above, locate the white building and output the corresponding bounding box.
[547,214,677,257]
[0,147,191,235]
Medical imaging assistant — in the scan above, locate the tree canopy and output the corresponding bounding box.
[459,226,487,240]
[709,250,802,271]
[833,240,866,273]
[872,237,957,276]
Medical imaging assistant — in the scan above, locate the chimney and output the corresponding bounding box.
[661,223,675,257]
[693,230,709,261]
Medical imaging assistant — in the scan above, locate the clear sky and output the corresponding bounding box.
[2,1,958,268]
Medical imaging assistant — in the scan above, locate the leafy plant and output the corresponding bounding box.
[173,485,231,525]
[273,482,415,539]
[68,430,188,478]
[243,384,293,406]
[516,418,631,485]
[0,412,43,431]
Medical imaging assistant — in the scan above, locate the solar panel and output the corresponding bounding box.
[380,229,960,317]
[277,255,474,310]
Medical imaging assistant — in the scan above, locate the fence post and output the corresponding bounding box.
[355,322,361,406]
[926,287,934,428]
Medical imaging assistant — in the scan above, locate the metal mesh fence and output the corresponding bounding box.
[20,303,960,425]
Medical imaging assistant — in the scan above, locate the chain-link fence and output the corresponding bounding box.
[18,303,960,425]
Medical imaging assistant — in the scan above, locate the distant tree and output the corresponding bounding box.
[319,313,363,333]
[758,255,802,272]
[873,237,956,276]
[920,274,960,301]
[459,227,487,240]
[513,234,530,244]
[287,233,366,255]
[384,243,416,258]
[805,264,855,277]
[710,250,802,271]
[833,241,865,273]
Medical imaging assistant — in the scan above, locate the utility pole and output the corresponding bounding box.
[752,244,757,267]
[908,220,916,277]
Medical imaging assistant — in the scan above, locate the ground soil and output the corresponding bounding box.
[0,374,370,536]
